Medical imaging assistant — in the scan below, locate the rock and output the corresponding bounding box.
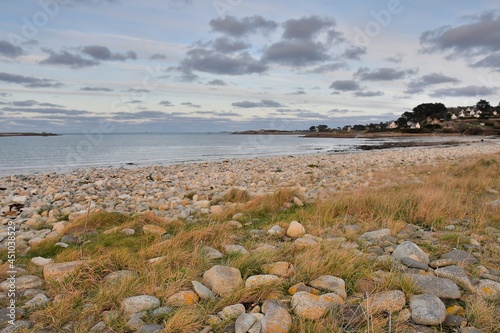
[191,281,215,301]
[0,275,43,291]
[103,270,139,285]
[445,315,467,327]
[210,205,224,215]
[291,291,343,320]
[166,290,199,306]
[203,265,243,297]
[43,260,87,280]
[309,275,346,299]
[261,300,292,333]
[476,279,500,301]
[406,274,461,299]
[392,241,429,264]
[267,225,285,236]
[224,244,248,255]
[245,275,280,288]
[201,246,223,259]
[55,242,69,248]
[12,196,28,204]
[293,197,304,207]
[228,220,243,229]
[441,250,478,264]
[89,321,107,332]
[126,312,145,330]
[360,228,390,242]
[459,328,486,333]
[30,257,54,267]
[363,290,406,315]
[121,228,135,235]
[142,224,166,236]
[121,295,161,315]
[286,221,305,239]
[356,278,376,294]
[23,293,50,308]
[140,324,164,333]
[235,313,256,333]
[429,259,455,268]
[434,266,475,292]
[400,257,430,271]
[409,294,446,326]
[293,237,318,249]
[262,262,294,278]
[222,303,245,320]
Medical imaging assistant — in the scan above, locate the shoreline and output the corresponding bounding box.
[0,132,60,137]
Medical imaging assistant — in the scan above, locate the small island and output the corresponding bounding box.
[0,132,60,137]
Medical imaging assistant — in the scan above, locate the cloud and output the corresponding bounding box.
[0,40,23,58]
[40,49,100,68]
[430,85,497,97]
[385,53,404,63]
[405,73,461,94]
[262,40,329,66]
[420,11,500,58]
[307,62,348,74]
[0,72,63,88]
[209,15,278,37]
[123,88,150,93]
[354,90,384,97]
[355,67,417,81]
[2,106,90,115]
[329,80,361,91]
[471,52,500,69]
[159,100,174,106]
[81,45,137,61]
[342,46,367,60]
[179,48,267,75]
[289,90,306,95]
[282,16,335,40]
[80,86,114,92]
[150,53,167,60]
[211,37,251,53]
[126,100,142,104]
[181,102,201,108]
[232,99,284,108]
[10,100,63,107]
[207,79,227,86]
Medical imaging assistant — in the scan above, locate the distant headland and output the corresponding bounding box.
[0,132,60,137]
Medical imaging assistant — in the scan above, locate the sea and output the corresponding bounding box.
[0,132,460,177]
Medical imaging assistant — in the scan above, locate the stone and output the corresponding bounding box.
[202,246,223,259]
[309,275,347,299]
[142,224,166,236]
[262,262,294,278]
[400,257,430,271]
[360,228,390,242]
[0,275,43,291]
[245,275,280,288]
[267,225,285,236]
[89,321,107,332]
[293,237,318,249]
[392,241,429,264]
[166,290,199,306]
[121,295,161,315]
[210,205,224,215]
[191,281,215,300]
[235,313,256,333]
[103,270,139,285]
[445,315,467,327]
[126,312,145,330]
[43,260,87,280]
[12,195,28,204]
[429,259,455,268]
[293,197,304,207]
[222,303,245,320]
[288,283,321,295]
[140,324,164,333]
[476,279,500,301]
[121,228,135,235]
[363,290,406,315]
[224,244,248,255]
[406,274,461,299]
[291,291,344,320]
[228,220,243,229]
[409,294,446,326]
[435,266,475,292]
[23,293,50,308]
[261,300,292,333]
[203,265,243,297]
[286,221,305,239]
[460,328,486,333]
[441,250,478,264]
[30,257,54,268]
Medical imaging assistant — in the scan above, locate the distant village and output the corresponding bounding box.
[309,99,500,135]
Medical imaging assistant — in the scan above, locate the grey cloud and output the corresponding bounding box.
[40,49,100,68]
[10,100,62,107]
[126,100,142,104]
[307,62,348,74]
[207,79,227,86]
[329,80,361,91]
[342,46,367,60]
[82,45,137,61]
[123,88,150,93]
[355,67,417,81]
[354,90,384,97]
[430,85,497,97]
[0,93,11,97]
[405,73,461,94]
[80,86,114,92]
[150,53,167,60]
[209,15,278,37]
[159,100,174,106]
[180,48,267,75]
[112,111,170,120]
[212,37,251,53]
[289,90,306,95]
[263,40,329,66]
[282,16,335,40]
[386,53,404,63]
[232,99,284,108]
[420,11,500,57]
[472,52,500,68]
[2,106,90,115]
[328,108,363,114]
[0,72,63,88]
[181,102,201,108]
[0,40,23,58]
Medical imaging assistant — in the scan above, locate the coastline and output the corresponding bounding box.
[0,132,60,137]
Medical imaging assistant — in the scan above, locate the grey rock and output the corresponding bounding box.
[435,265,475,292]
[261,300,292,333]
[224,244,248,255]
[291,291,344,320]
[363,290,406,314]
[400,257,430,271]
[360,228,391,242]
[476,279,500,301]
[0,275,43,291]
[406,274,461,299]
[445,315,467,327]
[429,258,455,268]
[121,295,161,315]
[23,293,50,308]
[309,275,347,299]
[192,280,215,300]
[89,321,107,332]
[441,250,478,264]
[267,225,285,236]
[104,270,139,285]
[392,241,429,264]
[222,303,245,320]
[201,246,223,260]
[203,265,242,297]
[245,275,280,288]
[126,312,145,330]
[235,313,256,333]
[140,324,164,333]
[410,294,446,326]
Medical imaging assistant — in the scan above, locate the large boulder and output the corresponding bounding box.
[203,265,242,297]
[409,294,446,326]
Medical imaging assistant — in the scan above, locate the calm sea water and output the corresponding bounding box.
[0,133,374,177]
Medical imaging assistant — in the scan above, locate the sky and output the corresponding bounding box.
[0,0,500,133]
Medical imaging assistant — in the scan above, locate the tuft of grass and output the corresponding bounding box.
[224,188,251,203]
[64,211,130,235]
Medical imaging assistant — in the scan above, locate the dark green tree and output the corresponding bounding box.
[309,126,316,132]
[412,103,447,122]
[476,99,491,111]
[317,124,329,132]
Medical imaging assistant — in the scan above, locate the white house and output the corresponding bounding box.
[459,110,466,118]
[493,110,498,116]
[451,114,458,120]
[388,121,398,129]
